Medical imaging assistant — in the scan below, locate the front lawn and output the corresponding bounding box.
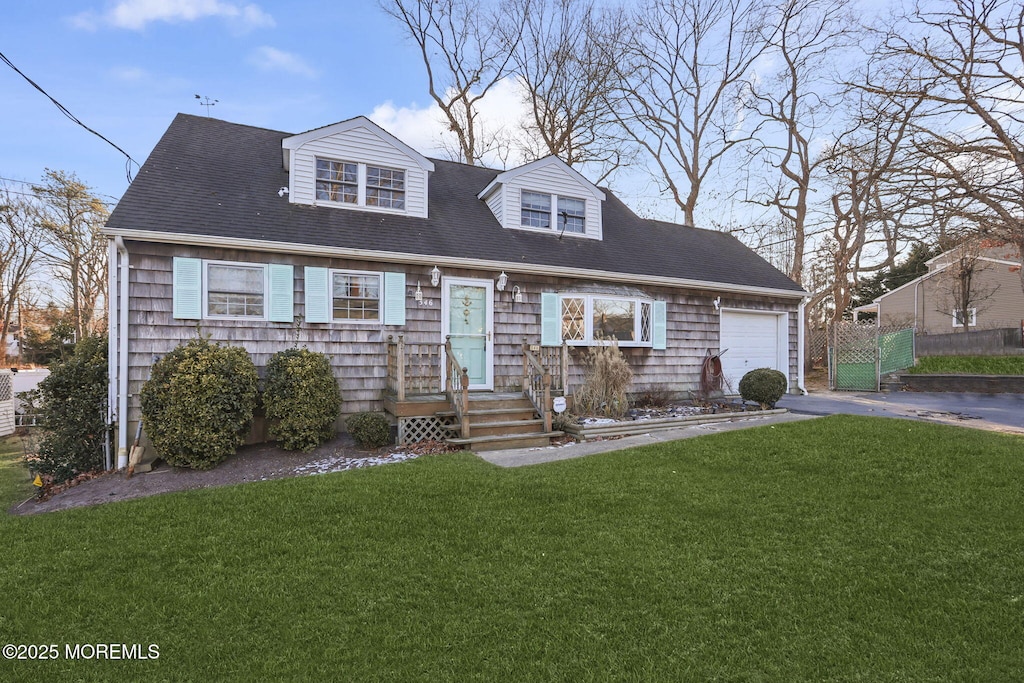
[0,434,34,510]
[1,416,1022,681]
[908,354,1024,375]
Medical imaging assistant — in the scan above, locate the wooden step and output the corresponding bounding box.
[436,407,537,423]
[446,431,564,452]
[463,419,547,437]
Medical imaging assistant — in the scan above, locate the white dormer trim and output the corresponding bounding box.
[282,116,435,173]
[477,156,605,202]
[281,116,434,219]
[478,156,606,240]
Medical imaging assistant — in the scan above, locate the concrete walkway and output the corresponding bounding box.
[479,389,1024,468]
[479,411,818,468]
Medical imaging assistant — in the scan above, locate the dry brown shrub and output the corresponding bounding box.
[572,339,633,418]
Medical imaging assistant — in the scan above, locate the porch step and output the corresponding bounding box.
[436,407,537,423]
[444,418,548,437]
[446,431,564,452]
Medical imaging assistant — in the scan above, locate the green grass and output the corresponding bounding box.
[2,416,1023,681]
[0,435,34,510]
[908,355,1024,375]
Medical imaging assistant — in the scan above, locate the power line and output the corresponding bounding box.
[0,50,140,184]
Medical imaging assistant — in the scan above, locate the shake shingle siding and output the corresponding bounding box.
[108,114,805,448]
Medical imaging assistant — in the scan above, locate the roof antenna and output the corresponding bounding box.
[195,94,218,117]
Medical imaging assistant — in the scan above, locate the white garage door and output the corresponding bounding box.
[719,311,786,394]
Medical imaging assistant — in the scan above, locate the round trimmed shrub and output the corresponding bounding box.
[32,335,109,484]
[346,412,392,449]
[140,337,258,470]
[264,347,341,452]
[738,368,788,409]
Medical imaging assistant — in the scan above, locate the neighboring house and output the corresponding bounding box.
[104,113,806,466]
[854,242,1024,334]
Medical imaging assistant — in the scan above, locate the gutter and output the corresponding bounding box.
[114,236,130,469]
[106,239,117,470]
[102,228,809,301]
[797,298,808,395]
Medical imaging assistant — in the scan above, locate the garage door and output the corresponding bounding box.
[719,311,785,394]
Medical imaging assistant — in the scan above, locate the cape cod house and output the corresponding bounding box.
[104,113,806,467]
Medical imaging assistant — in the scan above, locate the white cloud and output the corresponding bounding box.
[71,0,274,31]
[369,77,531,166]
[110,66,149,82]
[249,47,317,79]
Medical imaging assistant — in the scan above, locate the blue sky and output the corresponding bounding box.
[1,1,478,209]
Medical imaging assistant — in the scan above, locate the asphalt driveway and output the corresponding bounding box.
[778,390,1024,435]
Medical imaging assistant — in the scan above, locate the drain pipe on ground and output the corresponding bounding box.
[115,237,130,470]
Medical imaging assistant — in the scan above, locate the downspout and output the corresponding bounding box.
[797,298,808,395]
[106,239,117,470]
[115,237,130,469]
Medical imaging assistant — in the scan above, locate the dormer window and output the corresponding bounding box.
[313,157,408,212]
[366,166,405,210]
[521,191,551,228]
[558,196,586,234]
[316,159,357,204]
[520,190,586,234]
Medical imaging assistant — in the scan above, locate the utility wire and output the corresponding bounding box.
[0,50,139,184]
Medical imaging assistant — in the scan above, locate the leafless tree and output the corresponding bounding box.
[381,0,525,165]
[33,170,109,340]
[608,0,775,226]
[933,238,1000,332]
[509,0,631,182]
[0,184,44,364]
[861,0,1024,294]
[742,0,857,284]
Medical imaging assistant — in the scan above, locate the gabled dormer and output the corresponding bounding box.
[477,157,606,240]
[282,117,435,219]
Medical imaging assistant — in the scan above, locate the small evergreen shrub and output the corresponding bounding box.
[264,347,341,451]
[738,368,788,408]
[140,337,258,470]
[31,335,109,484]
[346,412,392,449]
[573,340,633,418]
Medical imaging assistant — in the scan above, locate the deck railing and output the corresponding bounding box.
[386,335,444,401]
[538,342,569,394]
[522,343,553,433]
[444,338,470,438]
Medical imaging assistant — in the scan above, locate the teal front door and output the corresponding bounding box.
[443,278,493,390]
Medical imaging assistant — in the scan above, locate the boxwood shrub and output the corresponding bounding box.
[140,337,258,470]
[346,412,392,449]
[738,368,788,409]
[263,347,341,452]
[32,334,109,484]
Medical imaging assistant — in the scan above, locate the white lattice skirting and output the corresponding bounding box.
[0,371,14,437]
[397,416,453,445]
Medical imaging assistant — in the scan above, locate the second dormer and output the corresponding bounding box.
[477,157,606,240]
[282,117,435,219]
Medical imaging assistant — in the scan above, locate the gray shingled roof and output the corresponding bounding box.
[107,113,804,294]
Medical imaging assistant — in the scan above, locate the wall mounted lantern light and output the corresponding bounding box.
[430,266,441,287]
[512,285,523,305]
[496,271,508,291]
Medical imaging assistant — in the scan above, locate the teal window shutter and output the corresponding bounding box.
[172,257,202,319]
[541,292,561,346]
[653,300,667,350]
[304,267,329,323]
[383,272,406,326]
[267,264,294,322]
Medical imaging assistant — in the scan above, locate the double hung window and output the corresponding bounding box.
[520,190,586,234]
[315,159,358,204]
[206,262,267,318]
[332,271,382,322]
[315,158,406,211]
